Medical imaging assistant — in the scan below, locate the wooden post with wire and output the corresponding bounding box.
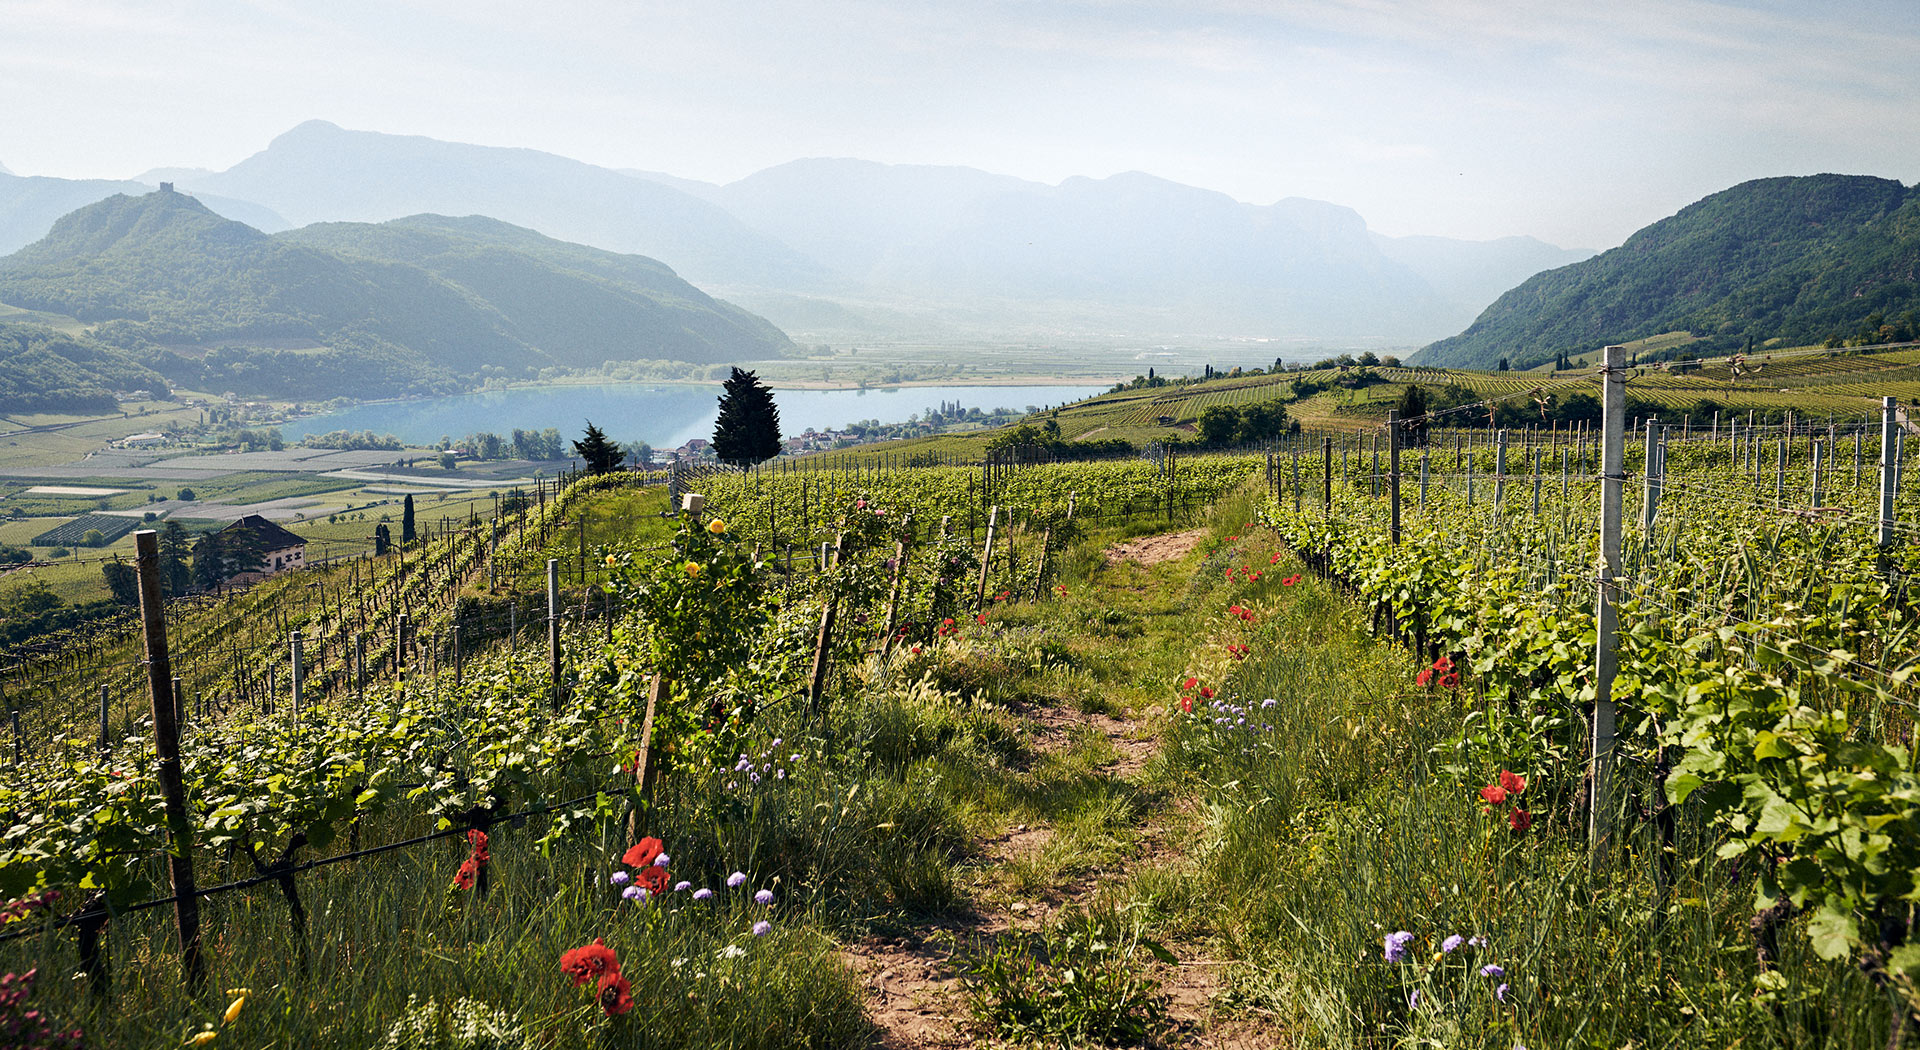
[133,529,203,988]
[1321,437,1332,516]
[1591,346,1627,871]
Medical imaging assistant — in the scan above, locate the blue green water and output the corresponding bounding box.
[280,383,1108,449]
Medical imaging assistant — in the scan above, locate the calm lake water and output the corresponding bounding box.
[280,383,1110,449]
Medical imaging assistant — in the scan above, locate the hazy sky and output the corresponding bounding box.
[2,0,1916,248]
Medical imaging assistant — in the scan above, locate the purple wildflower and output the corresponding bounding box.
[673,881,691,892]
[1480,964,1505,978]
[751,920,772,937]
[754,889,774,904]
[693,888,713,901]
[1496,983,1510,1002]
[1441,934,1464,953]
[609,871,630,886]
[1384,931,1415,963]
[727,872,747,888]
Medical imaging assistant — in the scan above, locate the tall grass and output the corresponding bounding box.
[1151,535,1897,1048]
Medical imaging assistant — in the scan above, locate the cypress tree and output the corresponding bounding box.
[712,368,783,466]
[402,494,416,546]
[571,421,623,474]
[1394,384,1430,446]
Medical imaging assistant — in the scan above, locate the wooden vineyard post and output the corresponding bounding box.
[976,506,1000,610]
[356,633,367,704]
[396,613,409,675]
[1419,448,1429,509]
[1591,346,1627,871]
[807,532,847,712]
[133,530,203,988]
[1387,411,1401,545]
[624,673,669,843]
[880,517,913,659]
[548,558,562,709]
[98,684,110,752]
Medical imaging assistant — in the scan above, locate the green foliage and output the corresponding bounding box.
[0,192,793,399]
[0,320,167,413]
[1420,174,1920,368]
[99,559,137,605]
[712,367,783,466]
[960,906,1173,1045]
[570,421,622,474]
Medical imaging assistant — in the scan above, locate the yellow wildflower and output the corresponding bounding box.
[186,1030,218,1046]
[605,553,618,567]
[684,561,702,575]
[223,994,246,1024]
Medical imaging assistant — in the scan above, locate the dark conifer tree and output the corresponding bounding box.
[572,421,624,474]
[1395,384,1430,446]
[402,494,416,546]
[712,368,783,466]
[374,523,392,555]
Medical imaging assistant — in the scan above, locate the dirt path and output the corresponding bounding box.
[1103,527,1209,567]
[846,523,1283,1047]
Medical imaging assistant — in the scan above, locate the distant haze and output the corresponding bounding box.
[3,1,1917,250]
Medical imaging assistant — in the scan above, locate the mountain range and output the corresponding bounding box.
[2,121,1591,346]
[1415,174,1920,368]
[0,190,793,399]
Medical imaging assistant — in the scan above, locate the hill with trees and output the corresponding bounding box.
[0,320,168,413]
[0,190,795,399]
[1414,174,1920,368]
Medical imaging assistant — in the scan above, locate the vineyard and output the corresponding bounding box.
[1,364,1919,1046]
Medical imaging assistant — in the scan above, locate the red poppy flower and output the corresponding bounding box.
[1438,672,1459,689]
[622,837,663,869]
[1183,676,1198,690]
[1498,770,1527,796]
[976,613,987,625]
[1433,655,1454,673]
[561,939,620,987]
[636,866,671,895]
[1180,695,1193,713]
[1199,687,1215,699]
[1416,668,1433,687]
[942,618,955,626]
[1269,552,1282,564]
[453,858,478,890]
[1478,785,1508,805]
[1227,535,1239,541]
[911,646,923,655]
[1508,807,1533,832]
[597,971,635,1016]
[467,829,489,852]
[1250,572,1261,581]
[1283,574,1302,586]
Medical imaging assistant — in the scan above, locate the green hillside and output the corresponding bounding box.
[0,190,794,399]
[1414,174,1920,369]
[0,320,168,413]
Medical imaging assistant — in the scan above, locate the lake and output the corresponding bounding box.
[279,382,1111,449]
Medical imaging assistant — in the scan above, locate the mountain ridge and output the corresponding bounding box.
[1413,174,1920,368]
[0,190,795,398]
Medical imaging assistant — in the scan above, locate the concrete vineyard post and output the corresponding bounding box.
[1322,438,1332,516]
[133,529,203,987]
[290,632,304,721]
[807,532,848,712]
[1494,429,1507,514]
[1387,411,1401,546]
[1775,437,1787,506]
[1420,449,1430,509]
[357,633,367,704]
[1292,451,1301,513]
[98,684,109,752]
[1812,441,1824,508]
[1882,397,1899,550]
[1591,347,1626,871]
[547,558,561,709]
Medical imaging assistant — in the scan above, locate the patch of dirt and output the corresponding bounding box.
[1104,527,1210,567]
[844,935,969,1049]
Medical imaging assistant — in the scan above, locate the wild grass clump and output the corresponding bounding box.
[1153,545,1897,1048]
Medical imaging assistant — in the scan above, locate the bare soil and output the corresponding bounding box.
[1103,527,1210,567]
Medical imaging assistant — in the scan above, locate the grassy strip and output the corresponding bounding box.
[1132,491,1896,1048]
